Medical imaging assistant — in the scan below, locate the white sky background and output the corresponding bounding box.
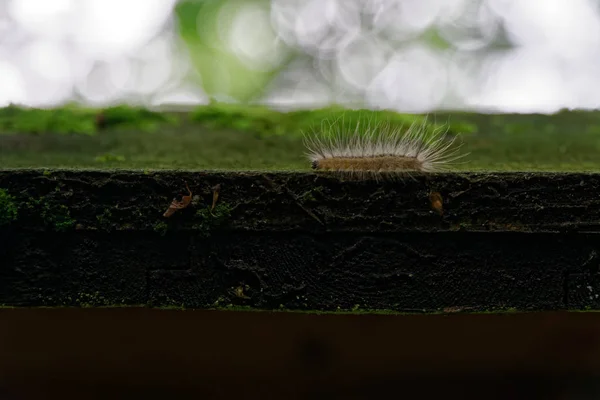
[1,0,600,113]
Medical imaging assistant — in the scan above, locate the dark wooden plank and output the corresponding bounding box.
[1,169,600,233]
[1,169,599,311]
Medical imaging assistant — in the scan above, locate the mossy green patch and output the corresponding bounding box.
[0,104,96,135]
[43,203,75,232]
[194,202,233,237]
[24,196,75,232]
[190,102,290,136]
[0,104,178,135]
[153,221,169,236]
[0,189,18,226]
[98,105,178,132]
[300,186,324,203]
[189,102,440,139]
[300,191,316,203]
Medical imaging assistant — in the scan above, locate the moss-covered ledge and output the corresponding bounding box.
[1,169,600,312]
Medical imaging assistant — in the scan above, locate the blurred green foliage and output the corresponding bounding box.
[173,0,512,104]
[175,0,292,103]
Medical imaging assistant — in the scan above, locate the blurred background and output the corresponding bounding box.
[2,0,600,172]
[2,0,599,113]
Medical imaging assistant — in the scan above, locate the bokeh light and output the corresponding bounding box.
[2,0,600,112]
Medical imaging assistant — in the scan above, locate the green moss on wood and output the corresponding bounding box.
[98,105,178,132]
[194,202,233,237]
[153,221,169,236]
[24,196,75,232]
[300,186,324,203]
[189,102,441,138]
[0,104,96,135]
[0,189,18,226]
[0,104,178,135]
[44,204,75,232]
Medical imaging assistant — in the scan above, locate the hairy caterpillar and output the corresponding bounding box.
[303,116,467,181]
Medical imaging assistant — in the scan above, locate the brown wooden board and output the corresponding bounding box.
[1,309,600,399]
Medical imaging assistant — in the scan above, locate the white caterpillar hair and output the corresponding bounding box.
[303,116,467,181]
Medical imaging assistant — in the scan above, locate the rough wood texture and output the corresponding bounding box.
[1,169,599,311]
[3,308,600,400]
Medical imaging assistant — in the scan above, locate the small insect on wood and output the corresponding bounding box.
[163,182,193,217]
[211,183,221,213]
[429,191,444,215]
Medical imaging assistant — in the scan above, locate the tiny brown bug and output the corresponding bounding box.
[211,183,221,212]
[163,182,193,218]
[429,191,443,215]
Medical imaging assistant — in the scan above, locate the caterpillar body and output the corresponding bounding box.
[303,117,467,181]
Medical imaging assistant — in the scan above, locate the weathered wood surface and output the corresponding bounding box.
[1,169,600,311]
[2,308,600,400]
